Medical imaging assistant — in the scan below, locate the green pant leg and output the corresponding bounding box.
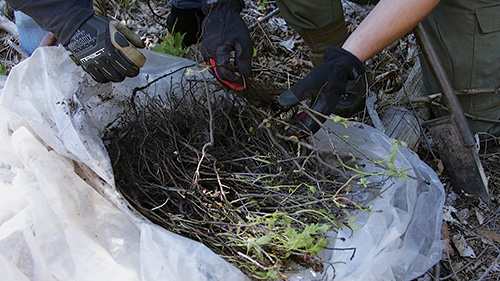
[420,0,500,136]
[276,0,348,65]
[275,0,379,65]
[275,0,376,117]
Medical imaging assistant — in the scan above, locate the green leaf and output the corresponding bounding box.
[308,184,317,195]
[254,270,269,279]
[266,269,279,279]
[255,235,272,246]
[284,226,297,237]
[154,20,190,57]
[333,115,348,123]
[0,64,7,75]
[302,224,318,236]
[257,0,269,11]
[308,238,329,254]
[316,224,331,233]
[358,176,369,187]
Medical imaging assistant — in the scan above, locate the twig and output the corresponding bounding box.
[237,251,277,271]
[213,160,229,204]
[146,0,167,19]
[433,262,441,281]
[6,39,28,58]
[456,87,500,95]
[252,62,302,81]
[248,8,280,31]
[366,89,385,133]
[443,251,460,281]
[0,13,17,37]
[407,93,500,123]
[193,72,214,186]
[477,251,500,281]
[131,62,197,100]
[440,247,489,280]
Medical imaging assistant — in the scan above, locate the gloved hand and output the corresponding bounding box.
[279,46,365,137]
[166,6,204,47]
[66,14,146,83]
[201,2,252,91]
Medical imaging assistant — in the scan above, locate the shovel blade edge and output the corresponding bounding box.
[423,116,490,205]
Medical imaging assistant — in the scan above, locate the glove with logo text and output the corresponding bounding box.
[66,14,146,83]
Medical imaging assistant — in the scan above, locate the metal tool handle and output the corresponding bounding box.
[414,23,476,148]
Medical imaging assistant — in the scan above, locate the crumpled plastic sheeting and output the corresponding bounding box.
[0,46,444,281]
[288,122,445,280]
[0,46,248,281]
[0,45,113,185]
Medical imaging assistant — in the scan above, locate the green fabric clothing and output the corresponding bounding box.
[275,0,378,32]
[275,0,348,65]
[272,0,500,135]
[421,0,500,136]
[275,0,345,32]
[273,0,377,65]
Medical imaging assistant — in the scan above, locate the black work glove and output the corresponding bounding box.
[66,14,146,83]
[201,1,252,91]
[279,46,365,137]
[166,6,204,47]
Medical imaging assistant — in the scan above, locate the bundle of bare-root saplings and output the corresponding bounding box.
[105,80,375,280]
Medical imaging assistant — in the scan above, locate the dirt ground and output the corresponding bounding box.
[1,0,499,280]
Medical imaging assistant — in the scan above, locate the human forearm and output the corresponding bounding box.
[342,0,440,62]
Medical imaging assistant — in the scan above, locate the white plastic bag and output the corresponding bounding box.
[288,122,444,280]
[0,46,248,281]
[0,46,444,281]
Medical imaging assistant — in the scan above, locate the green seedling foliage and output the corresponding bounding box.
[154,21,190,57]
[0,63,8,75]
[332,115,350,124]
[358,176,369,187]
[256,0,269,11]
[241,211,332,279]
[154,32,190,57]
[255,269,280,280]
[341,139,408,180]
[121,0,131,9]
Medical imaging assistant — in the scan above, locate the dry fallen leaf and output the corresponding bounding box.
[474,208,485,225]
[289,59,314,68]
[456,208,472,227]
[452,234,477,258]
[434,159,444,175]
[441,221,454,255]
[477,228,500,244]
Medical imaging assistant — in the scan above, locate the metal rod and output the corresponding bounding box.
[456,87,500,95]
[414,23,476,148]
